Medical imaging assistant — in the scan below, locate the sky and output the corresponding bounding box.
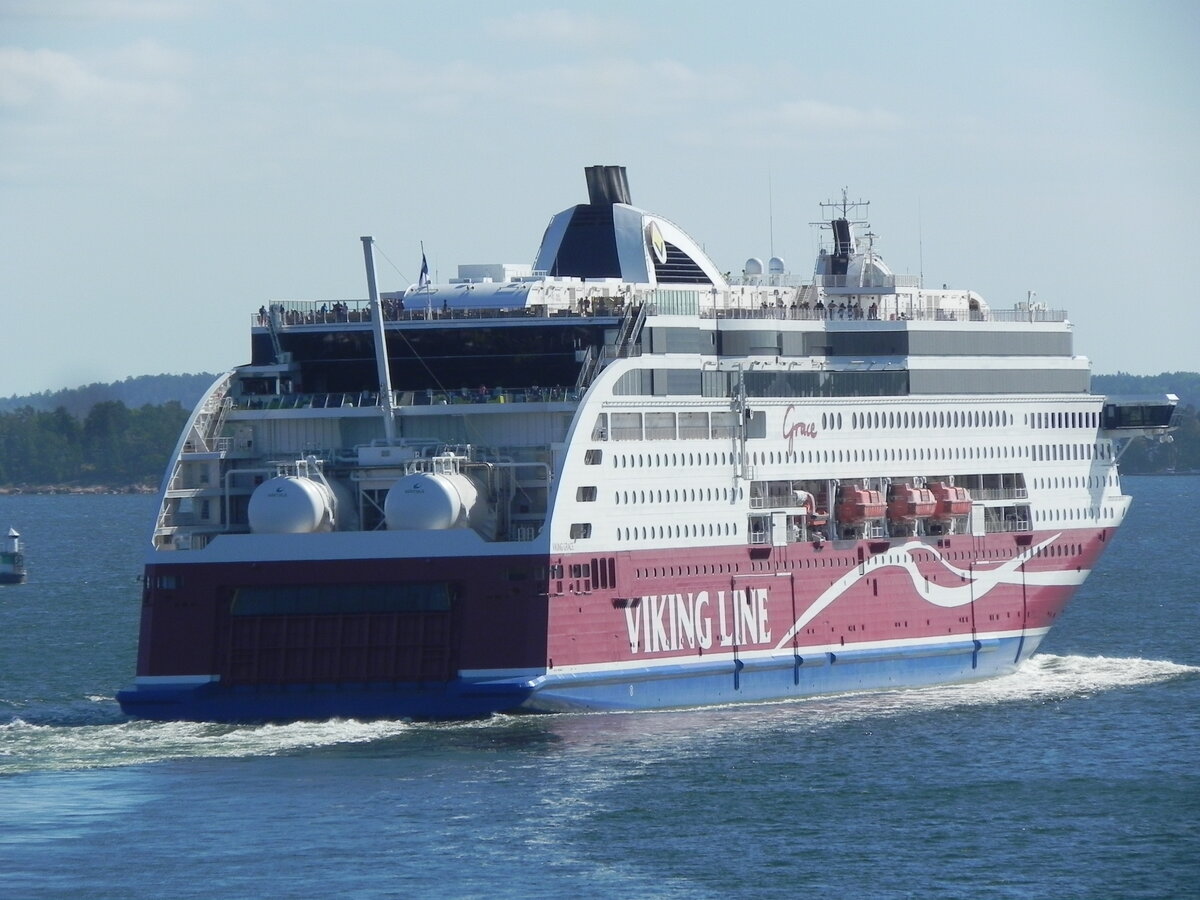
[1,0,1197,397]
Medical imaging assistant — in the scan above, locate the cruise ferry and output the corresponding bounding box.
[117,166,1175,721]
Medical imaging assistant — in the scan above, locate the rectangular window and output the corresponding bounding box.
[576,486,598,502]
[584,449,603,465]
[231,582,451,616]
[710,411,737,439]
[611,413,643,441]
[747,515,770,545]
[678,411,709,439]
[569,523,593,539]
[591,413,608,440]
[645,411,677,440]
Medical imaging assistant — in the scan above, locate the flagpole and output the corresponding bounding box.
[419,241,431,319]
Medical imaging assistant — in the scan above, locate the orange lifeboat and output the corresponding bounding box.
[930,482,972,518]
[794,490,829,526]
[889,485,936,521]
[837,486,886,523]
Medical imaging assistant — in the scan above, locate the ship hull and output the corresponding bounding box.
[118,525,1099,722]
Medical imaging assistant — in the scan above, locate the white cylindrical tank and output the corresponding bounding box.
[384,472,480,530]
[248,476,334,534]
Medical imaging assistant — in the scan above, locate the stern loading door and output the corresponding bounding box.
[221,584,457,687]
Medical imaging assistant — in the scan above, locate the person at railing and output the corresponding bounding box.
[868,301,878,319]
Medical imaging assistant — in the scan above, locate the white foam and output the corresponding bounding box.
[0,717,414,776]
[808,652,1189,717]
[528,653,1200,748]
[2,654,1193,775]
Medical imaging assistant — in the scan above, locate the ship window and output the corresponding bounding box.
[231,582,451,616]
[569,523,593,539]
[576,486,597,502]
[679,411,709,439]
[611,413,643,441]
[585,449,603,465]
[646,412,676,440]
[711,412,736,439]
[592,414,608,440]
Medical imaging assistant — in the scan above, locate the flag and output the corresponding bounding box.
[418,251,429,287]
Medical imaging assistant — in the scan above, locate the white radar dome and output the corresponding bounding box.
[248,476,334,534]
[384,472,481,531]
[768,256,786,276]
[744,257,764,276]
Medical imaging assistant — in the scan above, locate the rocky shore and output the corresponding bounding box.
[0,484,156,495]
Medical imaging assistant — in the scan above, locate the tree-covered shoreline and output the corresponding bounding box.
[0,401,189,490]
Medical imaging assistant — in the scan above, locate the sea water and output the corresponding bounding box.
[0,480,1197,899]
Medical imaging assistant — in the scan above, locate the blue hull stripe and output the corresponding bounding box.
[117,634,1041,722]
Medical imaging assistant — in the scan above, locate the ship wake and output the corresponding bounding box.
[1,654,1193,776]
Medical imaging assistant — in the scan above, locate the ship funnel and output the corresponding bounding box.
[830,217,855,276]
[832,218,855,258]
[584,165,631,206]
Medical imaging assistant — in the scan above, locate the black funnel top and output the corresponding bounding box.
[584,165,631,206]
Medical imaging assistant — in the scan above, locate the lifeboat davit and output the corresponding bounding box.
[889,485,936,521]
[930,482,972,518]
[836,486,886,523]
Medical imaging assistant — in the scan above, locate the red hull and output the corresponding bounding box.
[133,527,1106,690]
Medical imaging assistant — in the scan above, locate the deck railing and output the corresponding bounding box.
[254,297,1068,329]
[232,386,581,412]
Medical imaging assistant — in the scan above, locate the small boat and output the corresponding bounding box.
[889,484,937,521]
[930,481,973,519]
[0,528,26,584]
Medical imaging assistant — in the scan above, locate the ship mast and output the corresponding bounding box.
[361,236,397,442]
